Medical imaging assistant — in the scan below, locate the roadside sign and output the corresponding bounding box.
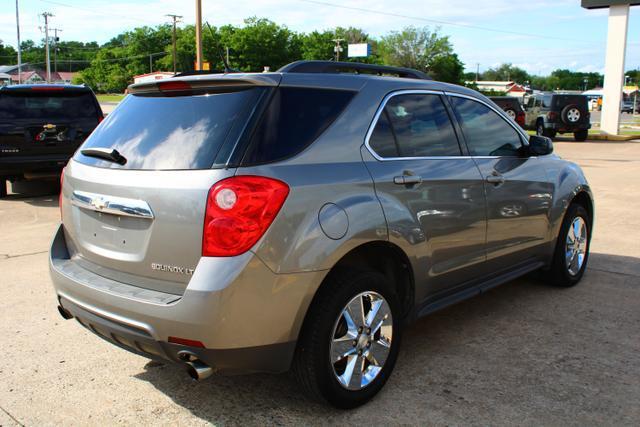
[348,43,371,58]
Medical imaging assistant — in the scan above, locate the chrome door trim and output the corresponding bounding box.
[364,89,466,162]
[363,89,531,163]
[444,91,531,143]
[71,190,155,219]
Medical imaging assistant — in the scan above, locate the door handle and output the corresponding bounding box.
[485,173,506,185]
[394,175,423,185]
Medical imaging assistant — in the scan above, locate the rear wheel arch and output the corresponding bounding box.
[297,241,415,343]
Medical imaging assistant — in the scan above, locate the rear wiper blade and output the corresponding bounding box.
[81,147,127,165]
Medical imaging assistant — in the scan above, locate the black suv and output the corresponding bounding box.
[524,93,590,141]
[489,96,526,128]
[0,84,103,197]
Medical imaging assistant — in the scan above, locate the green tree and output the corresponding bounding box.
[0,41,17,65]
[378,26,452,72]
[481,63,530,83]
[428,53,465,84]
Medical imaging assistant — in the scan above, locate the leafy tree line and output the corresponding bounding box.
[463,62,640,92]
[3,23,639,94]
[4,18,466,92]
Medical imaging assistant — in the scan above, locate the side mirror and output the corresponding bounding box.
[528,135,554,156]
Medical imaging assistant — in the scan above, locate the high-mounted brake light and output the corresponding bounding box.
[31,86,65,91]
[157,81,192,92]
[202,176,289,257]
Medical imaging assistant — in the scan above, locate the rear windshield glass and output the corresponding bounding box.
[0,91,99,121]
[552,95,588,109]
[241,87,355,165]
[75,88,264,170]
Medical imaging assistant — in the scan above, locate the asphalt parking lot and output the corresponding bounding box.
[1,141,639,426]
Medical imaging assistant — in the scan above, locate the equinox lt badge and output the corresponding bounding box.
[151,263,194,275]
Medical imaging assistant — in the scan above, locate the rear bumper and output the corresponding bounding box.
[49,224,326,374]
[547,122,591,132]
[0,155,70,177]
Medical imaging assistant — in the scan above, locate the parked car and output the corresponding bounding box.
[0,84,103,197]
[489,96,526,128]
[524,93,591,141]
[621,100,634,114]
[50,61,594,409]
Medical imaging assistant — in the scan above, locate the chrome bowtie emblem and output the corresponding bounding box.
[91,197,108,210]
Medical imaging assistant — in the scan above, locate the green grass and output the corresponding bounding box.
[96,94,125,103]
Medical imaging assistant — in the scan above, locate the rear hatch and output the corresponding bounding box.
[60,76,278,295]
[0,86,102,161]
[553,95,590,128]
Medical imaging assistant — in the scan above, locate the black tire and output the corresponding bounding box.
[0,177,7,198]
[574,130,588,142]
[293,269,402,409]
[536,120,555,139]
[546,204,591,287]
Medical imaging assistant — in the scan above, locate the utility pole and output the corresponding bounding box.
[52,28,62,73]
[41,12,53,83]
[15,0,22,84]
[166,14,182,75]
[476,63,480,82]
[332,38,344,61]
[195,0,203,71]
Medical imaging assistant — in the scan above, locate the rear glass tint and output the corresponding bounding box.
[0,91,100,121]
[552,95,588,110]
[75,88,264,170]
[241,87,355,165]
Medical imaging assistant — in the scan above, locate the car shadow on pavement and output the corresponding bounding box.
[132,262,640,424]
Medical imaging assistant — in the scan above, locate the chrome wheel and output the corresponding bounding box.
[330,291,393,391]
[565,217,588,276]
[567,108,581,123]
[506,109,517,120]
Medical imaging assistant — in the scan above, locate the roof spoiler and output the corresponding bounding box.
[277,60,431,81]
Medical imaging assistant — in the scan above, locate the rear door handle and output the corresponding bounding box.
[485,173,506,185]
[394,175,423,185]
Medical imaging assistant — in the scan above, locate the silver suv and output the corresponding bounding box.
[50,61,593,408]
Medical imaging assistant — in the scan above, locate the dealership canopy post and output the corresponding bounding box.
[582,1,639,135]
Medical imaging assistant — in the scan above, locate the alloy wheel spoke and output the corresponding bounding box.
[346,296,366,327]
[365,298,384,328]
[331,336,357,362]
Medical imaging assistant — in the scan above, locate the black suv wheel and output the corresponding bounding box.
[574,130,588,142]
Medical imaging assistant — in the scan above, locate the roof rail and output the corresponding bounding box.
[277,60,431,81]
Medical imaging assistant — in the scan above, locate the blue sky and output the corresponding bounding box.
[1,0,638,75]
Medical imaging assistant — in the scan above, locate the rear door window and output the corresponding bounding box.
[241,87,355,165]
[450,96,524,157]
[0,91,100,121]
[368,93,461,158]
[75,88,265,170]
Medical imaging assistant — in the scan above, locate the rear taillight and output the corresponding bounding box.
[547,111,557,121]
[516,112,526,127]
[59,168,65,220]
[202,176,289,257]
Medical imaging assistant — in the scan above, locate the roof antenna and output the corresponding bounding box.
[205,21,233,73]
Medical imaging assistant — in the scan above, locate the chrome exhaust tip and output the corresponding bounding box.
[185,359,214,381]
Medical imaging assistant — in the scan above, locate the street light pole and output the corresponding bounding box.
[15,0,22,84]
[42,12,53,83]
[166,14,183,75]
[195,0,203,71]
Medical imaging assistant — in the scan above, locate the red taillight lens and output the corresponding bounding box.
[547,111,557,121]
[157,81,191,92]
[516,112,526,127]
[59,168,65,220]
[202,176,289,257]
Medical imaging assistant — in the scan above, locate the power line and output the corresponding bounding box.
[297,0,607,45]
[36,0,161,25]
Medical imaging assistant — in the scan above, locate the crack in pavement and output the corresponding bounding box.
[588,266,640,279]
[0,405,24,427]
[0,250,48,261]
